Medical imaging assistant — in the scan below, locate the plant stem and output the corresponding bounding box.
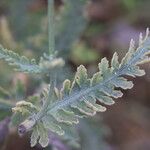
[48,0,55,56]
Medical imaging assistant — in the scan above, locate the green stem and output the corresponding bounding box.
[48,0,55,56]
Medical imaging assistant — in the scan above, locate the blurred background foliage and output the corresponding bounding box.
[0,0,149,150]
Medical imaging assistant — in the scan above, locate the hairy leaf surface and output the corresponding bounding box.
[13,29,150,147]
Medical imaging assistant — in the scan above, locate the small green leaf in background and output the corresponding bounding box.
[71,42,100,64]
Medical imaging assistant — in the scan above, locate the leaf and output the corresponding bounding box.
[30,125,39,147]
[13,29,150,147]
[120,39,135,67]
[51,109,79,124]
[0,45,65,74]
[111,52,119,70]
[30,122,49,148]
[0,45,41,73]
[98,58,110,78]
[42,116,64,135]
[111,77,134,89]
[38,123,49,148]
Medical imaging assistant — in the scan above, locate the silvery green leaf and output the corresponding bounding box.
[13,29,150,148]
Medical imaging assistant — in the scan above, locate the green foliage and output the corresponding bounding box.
[71,41,99,64]
[12,29,150,147]
[79,118,110,150]
[8,0,46,42]
[0,0,108,149]
[56,0,88,56]
[0,45,65,74]
[26,0,88,58]
[0,45,41,73]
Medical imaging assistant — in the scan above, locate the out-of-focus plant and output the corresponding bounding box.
[71,41,99,64]
[27,0,88,58]
[56,0,88,57]
[0,0,150,149]
[79,117,111,150]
